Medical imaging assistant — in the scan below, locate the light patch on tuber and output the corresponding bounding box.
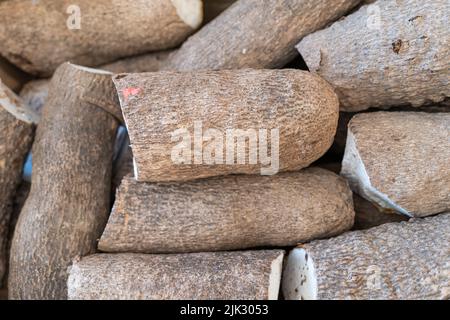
[0,80,39,124]
[171,0,203,29]
[268,253,284,300]
[70,64,113,75]
[341,131,412,217]
[282,248,317,300]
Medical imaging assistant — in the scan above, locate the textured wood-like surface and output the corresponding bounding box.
[1,181,30,290]
[0,0,201,76]
[18,49,171,117]
[297,0,450,111]
[283,213,450,300]
[9,63,120,300]
[114,69,339,182]
[0,84,34,286]
[99,168,354,253]
[68,250,285,300]
[100,50,173,74]
[341,112,450,218]
[162,0,361,71]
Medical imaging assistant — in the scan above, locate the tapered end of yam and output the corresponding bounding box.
[282,248,317,300]
[171,0,203,29]
[0,78,40,124]
[268,252,284,300]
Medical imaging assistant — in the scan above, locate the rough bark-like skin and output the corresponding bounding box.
[1,181,30,290]
[332,106,450,156]
[68,250,285,300]
[0,0,201,76]
[99,168,354,253]
[162,0,361,71]
[283,213,450,300]
[100,50,173,74]
[353,194,408,230]
[114,69,339,182]
[18,50,172,115]
[297,0,450,111]
[341,112,450,218]
[0,57,31,93]
[0,83,34,287]
[8,63,121,300]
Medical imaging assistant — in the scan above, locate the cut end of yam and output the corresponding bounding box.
[341,130,412,218]
[282,248,317,300]
[132,157,139,180]
[0,78,40,124]
[268,253,284,300]
[70,63,113,75]
[171,0,203,29]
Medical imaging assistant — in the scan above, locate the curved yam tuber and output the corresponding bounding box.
[9,63,121,300]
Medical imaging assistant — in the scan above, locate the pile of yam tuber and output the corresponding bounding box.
[0,0,448,300]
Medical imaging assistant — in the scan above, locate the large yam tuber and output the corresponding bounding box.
[282,213,450,300]
[99,168,354,253]
[0,81,36,285]
[341,112,450,218]
[9,63,121,300]
[68,251,285,300]
[113,69,339,182]
[0,0,203,76]
[297,0,450,111]
[162,0,361,71]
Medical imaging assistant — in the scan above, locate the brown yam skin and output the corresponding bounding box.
[0,0,200,76]
[114,69,339,182]
[341,112,450,218]
[283,213,450,300]
[162,0,361,71]
[100,50,173,74]
[0,87,34,286]
[68,251,285,300]
[99,168,355,253]
[297,0,450,111]
[19,50,173,116]
[8,63,121,300]
[0,181,31,291]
